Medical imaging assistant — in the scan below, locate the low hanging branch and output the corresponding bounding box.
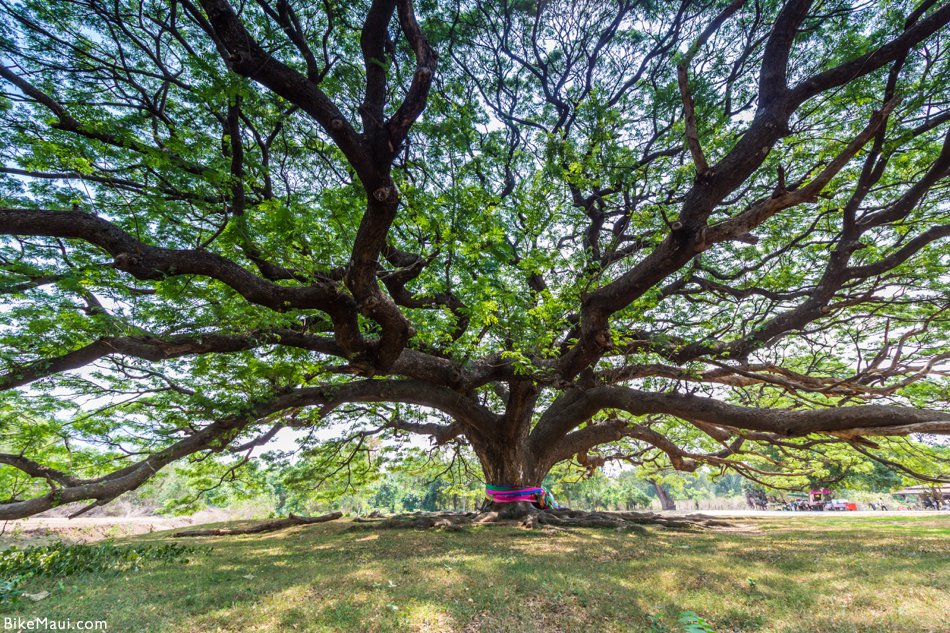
[172,512,343,537]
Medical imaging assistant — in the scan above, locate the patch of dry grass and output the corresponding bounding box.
[4,515,948,632]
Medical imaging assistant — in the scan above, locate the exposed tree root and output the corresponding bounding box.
[351,511,475,531]
[173,512,343,537]
[523,508,732,530]
[350,508,731,532]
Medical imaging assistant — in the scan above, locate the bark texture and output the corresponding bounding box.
[173,512,343,537]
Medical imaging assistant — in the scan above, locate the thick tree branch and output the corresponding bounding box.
[0,208,362,354]
[790,3,950,106]
[531,385,950,461]
[196,0,372,179]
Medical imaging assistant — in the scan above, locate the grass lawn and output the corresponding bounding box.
[3,515,948,632]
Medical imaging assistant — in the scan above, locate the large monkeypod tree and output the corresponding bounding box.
[0,0,948,522]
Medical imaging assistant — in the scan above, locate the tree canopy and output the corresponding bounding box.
[0,0,948,519]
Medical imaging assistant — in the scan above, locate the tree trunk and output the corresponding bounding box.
[651,480,676,511]
[480,452,543,489]
[468,434,555,516]
[470,433,544,488]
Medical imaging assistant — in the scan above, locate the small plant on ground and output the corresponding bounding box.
[647,611,717,633]
[678,611,716,633]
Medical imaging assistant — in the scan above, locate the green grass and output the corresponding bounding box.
[4,516,948,632]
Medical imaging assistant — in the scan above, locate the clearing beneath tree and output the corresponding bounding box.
[3,515,947,633]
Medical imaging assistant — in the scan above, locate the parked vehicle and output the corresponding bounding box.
[781,489,857,511]
[826,499,857,511]
[806,488,832,510]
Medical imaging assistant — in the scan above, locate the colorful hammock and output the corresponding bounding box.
[485,484,559,510]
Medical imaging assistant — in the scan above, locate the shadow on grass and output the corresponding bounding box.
[6,516,949,633]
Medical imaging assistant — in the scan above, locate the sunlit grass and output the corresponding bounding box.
[4,516,948,632]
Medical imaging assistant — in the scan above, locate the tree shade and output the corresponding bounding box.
[0,0,948,519]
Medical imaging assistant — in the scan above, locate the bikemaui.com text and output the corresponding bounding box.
[4,617,108,631]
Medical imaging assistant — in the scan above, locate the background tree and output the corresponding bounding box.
[0,0,948,520]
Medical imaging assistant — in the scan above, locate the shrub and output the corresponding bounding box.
[0,542,200,608]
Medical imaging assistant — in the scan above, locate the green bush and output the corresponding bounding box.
[0,542,200,608]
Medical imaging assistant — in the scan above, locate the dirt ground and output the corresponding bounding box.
[2,509,945,546]
[676,509,949,518]
[0,515,196,546]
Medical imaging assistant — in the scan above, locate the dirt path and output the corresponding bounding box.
[677,509,948,518]
[0,516,195,546]
[2,510,946,547]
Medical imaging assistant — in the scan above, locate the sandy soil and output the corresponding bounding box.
[0,515,196,545]
[678,509,949,518]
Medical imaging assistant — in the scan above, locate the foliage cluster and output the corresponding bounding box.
[0,541,199,608]
[0,0,948,521]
